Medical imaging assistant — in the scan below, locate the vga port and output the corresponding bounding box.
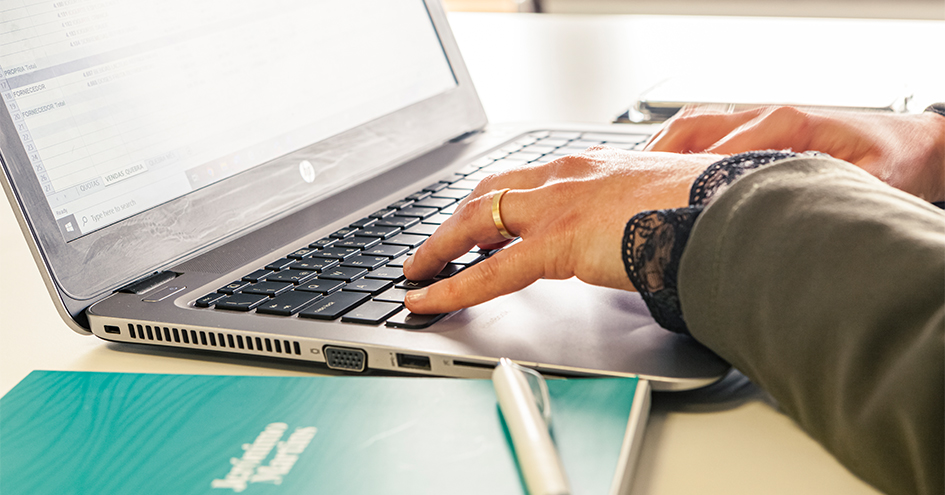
[324,346,367,372]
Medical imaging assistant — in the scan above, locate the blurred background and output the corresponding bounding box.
[443,0,944,20]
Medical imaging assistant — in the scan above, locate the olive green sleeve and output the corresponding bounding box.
[678,156,944,495]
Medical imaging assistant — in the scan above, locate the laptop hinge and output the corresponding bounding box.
[448,129,482,143]
[117,271,179,294]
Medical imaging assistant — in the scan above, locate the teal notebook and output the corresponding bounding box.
[0,371,649,495]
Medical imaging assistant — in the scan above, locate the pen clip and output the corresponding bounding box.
[498,358,553,428]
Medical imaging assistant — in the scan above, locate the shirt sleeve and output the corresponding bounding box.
[677,155,945,495]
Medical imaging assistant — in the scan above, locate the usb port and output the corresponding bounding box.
[396,353,431,371]
[103,325,120,334]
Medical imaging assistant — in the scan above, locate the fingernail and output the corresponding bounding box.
[405,288,427,304]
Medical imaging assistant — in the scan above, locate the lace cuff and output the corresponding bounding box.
[624,150,808,334]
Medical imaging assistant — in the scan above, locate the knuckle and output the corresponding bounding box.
[456,194,488,222]
[767,105,807,121]
[475,257,504,283]
[434,276,463,303]
[470,174,500,195]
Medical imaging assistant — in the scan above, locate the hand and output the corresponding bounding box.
[402,147,722,314]
[645,106,945,202]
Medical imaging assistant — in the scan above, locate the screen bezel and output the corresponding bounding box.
[0,0,486,323]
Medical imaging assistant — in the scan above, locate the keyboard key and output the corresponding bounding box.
[481,159,528,174]
[242,281,293,296]
[469,156,494,167]
[440,204,459,215]
[452,252,485,265]
[265,258,296,270]
[369,208,397,218]
[365,266,405,281]
[330,227,359,239]
[362,244,410,258]
[463,171,491,182]
[288,258,339,272]
[349,217,377,228]
[395,207,437,219]
[549,131,581,139]
[412,197,456,209]
[422,182,450,192]
[218,281,250,294]
[344,278,394,295]
[266,269,319,284]
[386,309,447,329]
[195,292,226,307]
[386,255,409,267]
[508,151,543,162]
[570,139,606,148]
[319,267,369,282]
[539,137,570,147]
[341,255,389,270]
[374,287,409,303]
[455,163,483,175]
[333,236,381,249]
[374,216,419,229]
[521,144,558,154]
[384,234,428,248]
[447,179,479,191]
[215,293,269,311]
[431,188,468,200]
[403,223,438,236]
[396,279,438,290]
[341,301,404,325]
[405,191,431,201]
[387,199,414,209]
[299,291,370,320]
[437,263,464,278]
[308,237,338,249]
[309,247,361,260]
[256,291,323,316]
[501,142,525,154]
[287,247,317,259]
[486,150,509,161]
[438,173,464,184]
[421,213,451,225]
[242,269,274,282]
[558,146,589,155]
[580,132,649,144]
[295,278,345,294]
[357,226,400,239]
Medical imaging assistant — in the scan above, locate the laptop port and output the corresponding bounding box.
[103,325,121,334]
[396,353,431,371]
[323,346,367,372]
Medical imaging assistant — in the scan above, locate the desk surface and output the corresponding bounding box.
[3,13,942,495]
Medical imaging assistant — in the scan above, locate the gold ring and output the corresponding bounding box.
[491,188,516,240]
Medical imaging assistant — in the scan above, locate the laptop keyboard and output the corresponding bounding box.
[194,130,649,328]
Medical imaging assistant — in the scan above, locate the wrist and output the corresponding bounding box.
[624,150,806,334]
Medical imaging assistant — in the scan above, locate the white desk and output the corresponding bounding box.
[3,13,942,495]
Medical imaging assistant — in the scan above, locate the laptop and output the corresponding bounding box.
[0,0,728,390]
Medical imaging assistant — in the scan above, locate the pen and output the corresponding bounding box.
[492,358,571,495]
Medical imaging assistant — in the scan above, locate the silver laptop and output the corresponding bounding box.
[0,0,727,390]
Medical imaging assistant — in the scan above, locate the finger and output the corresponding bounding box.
[705,106,814,155]
[404,240,547,314]
[405,189,530,280]
[645,106,769,153]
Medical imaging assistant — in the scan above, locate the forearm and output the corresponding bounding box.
[678,157,944,495]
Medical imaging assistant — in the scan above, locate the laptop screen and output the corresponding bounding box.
[0,0,456,241]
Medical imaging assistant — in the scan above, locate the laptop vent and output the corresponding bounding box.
[125,323,301,356]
